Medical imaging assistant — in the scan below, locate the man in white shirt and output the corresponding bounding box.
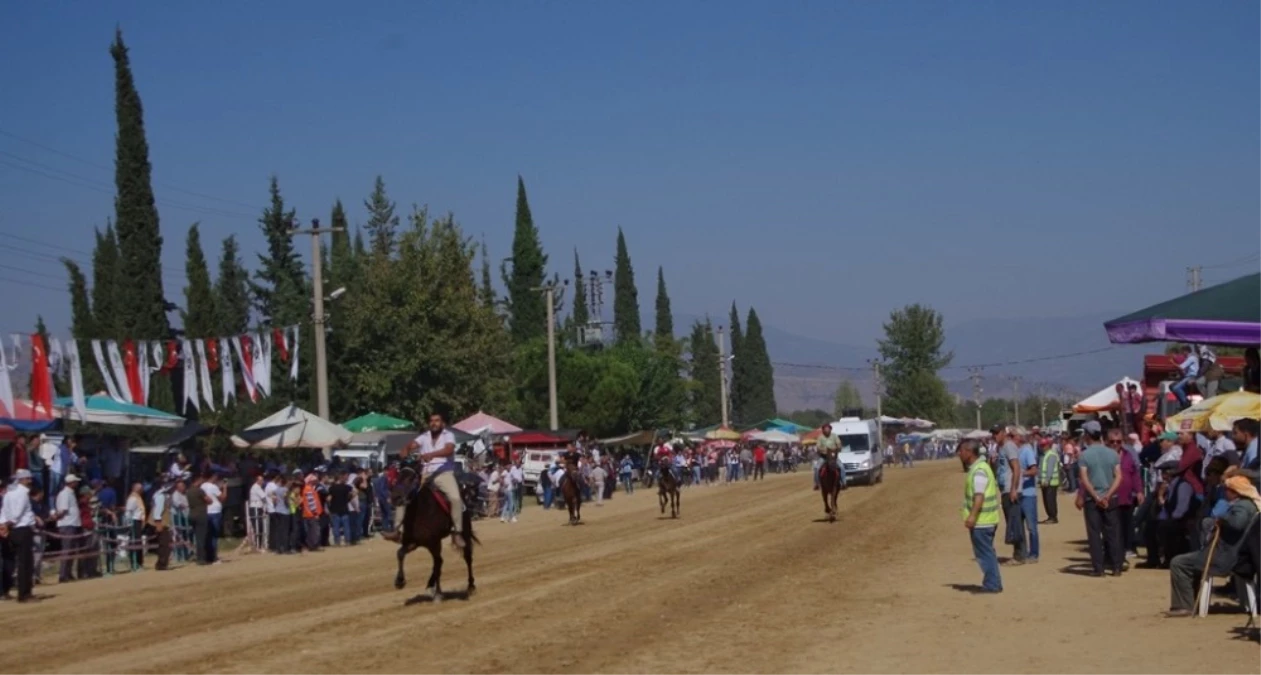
[1,469,38,601]
[247,474,268,552]
[51,474,82,582]
[387,413,466,548]
[201,475,224,564]
[266,473,290,554]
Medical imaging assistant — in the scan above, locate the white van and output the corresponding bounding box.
[830,417,883,486]
[521,448,561,493]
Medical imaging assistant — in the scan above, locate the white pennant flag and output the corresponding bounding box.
[0,339,15,418]
[232,336,257,402]
[137,340,150,405]
[105,340,133,403]
[289,325,300,382]
[48,337,65,380]
[219,338,235,407]
[65,340,88,423]
[195,340,215,412]
[181,339,199,413]
[256,331,272,398]
[92,340,125,402]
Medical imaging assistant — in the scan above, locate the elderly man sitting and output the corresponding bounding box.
[1166,476,1261,617]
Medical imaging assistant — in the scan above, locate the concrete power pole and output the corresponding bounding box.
[968,367,984,429]
[289,218,342,428]
[1038,383,1048,428]
[717,325,730,428]
[533,281,567,431]
[1009,376,1023,427]
[1186,266,1203,293]
[869,360,884,443]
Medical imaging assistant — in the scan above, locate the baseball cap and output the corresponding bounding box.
[1081,420,1102,435]
[64,474,81,484]
[1158,431,1178,442]
[12,468,32,480]
[989,424,1006,435]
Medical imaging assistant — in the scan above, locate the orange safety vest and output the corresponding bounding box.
[301,485,323,519]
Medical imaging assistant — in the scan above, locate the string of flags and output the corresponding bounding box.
[0,326,300,423]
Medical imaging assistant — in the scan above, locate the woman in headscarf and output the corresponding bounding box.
[1165,475,1261,617]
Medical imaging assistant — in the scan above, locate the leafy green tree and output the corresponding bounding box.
[62,260,95,341]
[110,29,168,342]
[324,200,359,420]
[740,308,777,421]
[182,224,217,338]
[504,176,547,344]
[877,304,954,423]
[653,267,674,352]
[91,225,121,339]
[612,227,640,343]
[832,380,864,418]
[728,302,744,422]
[687,320,722,425]
[353,227,366,258]
[363,175,399,257]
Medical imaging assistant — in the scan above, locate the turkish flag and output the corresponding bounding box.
[206,339,219,372]
[29,334,53,415]
[163,341,179,372]
[123,340,144,404]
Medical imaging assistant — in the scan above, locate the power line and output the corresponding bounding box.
[0,242,185,286]
[1201,253,1260,271]
[771,346,1119,373]
[0,262,71,282]
[0,274,69,295]
[0,230,186,278]
[0,128,262,211]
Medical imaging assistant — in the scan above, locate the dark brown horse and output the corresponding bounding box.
[657,461,680,518]
[818,459,841,522]
[390,467,479,601]
[559,468,582,525]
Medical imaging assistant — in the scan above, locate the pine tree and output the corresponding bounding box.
[479,238,496,309]
[741,307,777,422]
[325,200,358,420]
[251,177,309,405]
[326,200,356,293]
[727,302,744,423]
[110,29,169,341]
[654,266,674,351]
[214,236,251,336]
[687,319,722,425]
[182,224,217,338]
[363,176,399,257]
[612,227,640,343]
[571,249,589,328]
[504,176,547,344]
[91,225,121,339]
[353,227,367,258]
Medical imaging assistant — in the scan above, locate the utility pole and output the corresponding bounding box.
[1037,383,1048,428]
[968,367,984,430]
[1008,376,1023,427]
[289,218,341,428]
[869,359,884,443]
[717,325,730,428]
[1186,266,1203,293]
[532,280,567,431]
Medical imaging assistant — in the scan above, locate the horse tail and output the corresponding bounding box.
[462,510,481,545]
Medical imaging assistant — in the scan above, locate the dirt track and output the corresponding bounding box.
[4,462,1258,673]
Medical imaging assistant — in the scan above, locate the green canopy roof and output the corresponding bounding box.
[1105,273,1261,346]
[341,412,415,433]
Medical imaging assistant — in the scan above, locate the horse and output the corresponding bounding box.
[390,466,479,602]
[657,461,680,518]
[559,468,583,525]
[818,459,842,522]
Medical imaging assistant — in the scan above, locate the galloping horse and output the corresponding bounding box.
[390,466,479,601]
[818,457,842,522]
[657,460,680,518]
[559,467,583,525]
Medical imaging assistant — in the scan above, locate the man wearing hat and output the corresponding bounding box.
[51,473,82,583]
[0,469,38,601]
[1165,474,1261,616]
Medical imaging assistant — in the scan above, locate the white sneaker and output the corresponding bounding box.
[499,517,506,523]
[510,517,518,523]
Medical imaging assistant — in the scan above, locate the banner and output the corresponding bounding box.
[233,335,257,402]
[106,340,133,403]
[195,339,215,412]
[92,340,125,402]
[219,337,235,407]
[289,325,300,381]
[255,331,271,398]
[123,340,143,405]
[0,339,15,418]
[65,340,88,424]
[29,334,53,415]
[181,339,199,413]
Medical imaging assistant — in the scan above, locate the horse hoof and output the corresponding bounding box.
[394,579,406,590]
[431,591,443,604]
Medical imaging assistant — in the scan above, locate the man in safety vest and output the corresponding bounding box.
[1038,438,1061,524]
[958,439,1002,593]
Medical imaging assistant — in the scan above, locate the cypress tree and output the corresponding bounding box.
[505,176,547,343]
[480,238,496,309]
[353,227,367,258]
[727,302,744,422]
[251,176,307,326]
[363,176,399,257]
[325,200,358,420]
[91,225,121,339]
[182,224,217,338]
[612,227,640,343]
[214,236,251,336]
[63,259,104,395]
[571,249,588,328]
[741,307,778,421]
[654,266,674,351]
[110,29,169,341]
[687,319,722,425]
[327,200,356,292]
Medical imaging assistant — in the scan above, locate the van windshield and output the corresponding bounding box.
[838,434,870,453]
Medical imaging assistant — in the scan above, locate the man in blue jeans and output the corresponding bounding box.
[1170,344,1199,409]
[1016,436,1041,562]
[958,439,1002,593]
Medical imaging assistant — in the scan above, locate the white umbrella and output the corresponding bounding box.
[749,429,799,444]
[231,404,352,450]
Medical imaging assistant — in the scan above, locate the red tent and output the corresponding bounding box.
[507,431,569,446]
[0,425,15,443]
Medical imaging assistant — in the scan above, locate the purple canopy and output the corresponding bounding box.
[1105,273,1260,346]
[1105,319,1261,346]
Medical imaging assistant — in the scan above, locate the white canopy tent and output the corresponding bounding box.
[231,404,352,452]
[748,429,800,444]
[1073,377,1142,414]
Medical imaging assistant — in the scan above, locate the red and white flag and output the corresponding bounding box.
[233,335,258,402]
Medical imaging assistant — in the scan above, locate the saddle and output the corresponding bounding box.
[410,477,452,516]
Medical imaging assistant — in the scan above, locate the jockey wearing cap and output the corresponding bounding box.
[653,441,680,483]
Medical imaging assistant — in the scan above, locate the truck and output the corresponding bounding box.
[830,417,884,486]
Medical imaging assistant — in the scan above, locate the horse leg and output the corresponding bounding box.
[659,489,666,514]
[427,543,444,603]
[395,543,408,590]
[463,532,476,596]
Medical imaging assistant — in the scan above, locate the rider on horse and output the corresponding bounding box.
[561,444,583,501]
[654,439,679,483]
[816,423,845,489]
[383,412,467,550]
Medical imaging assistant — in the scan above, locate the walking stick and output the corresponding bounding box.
[1192,523,1222,618]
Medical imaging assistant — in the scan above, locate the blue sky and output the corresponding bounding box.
[1,2,1257,348]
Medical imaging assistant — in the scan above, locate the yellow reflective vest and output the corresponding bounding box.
[1039,450,1061,487]
[962,459,1001,526]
